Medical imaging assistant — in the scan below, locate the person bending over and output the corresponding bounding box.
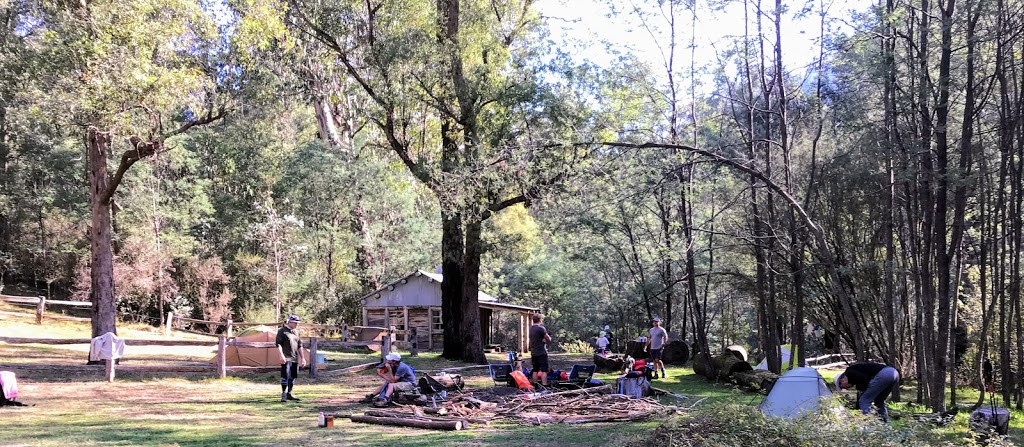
[835,362,900,422]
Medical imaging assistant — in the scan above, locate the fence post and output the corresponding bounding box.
[410,327,418,357]
[36,297,45,324]
[105,358,115,382]
[217,336,227,379]
[226,319,233,338]
[382,329,392,357]
[342,323,349,342]
[309,337,318,379]
[165,311,174,336]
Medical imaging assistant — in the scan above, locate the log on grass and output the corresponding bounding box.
[459,396,498,409]
[624,341,646,359]
[593,353,625,372]
[732,370,779,391]
[662,341,691,365]
[692,350,711,378]
[348,414,462,431]
[365,409,469,427]
[724,345,748,362]
[713,353,752,381]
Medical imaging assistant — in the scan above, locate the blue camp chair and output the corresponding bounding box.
[489,364,514,387]
[552,364,598,390]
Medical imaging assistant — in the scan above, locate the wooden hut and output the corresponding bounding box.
[359,270,539,352]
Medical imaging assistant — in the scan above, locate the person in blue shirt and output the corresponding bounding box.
[374,352,416,402]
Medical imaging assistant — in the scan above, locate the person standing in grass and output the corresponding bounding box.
[276,315,307,403]
[644,317,668,378]
[835,362,900,422]
[529,314,552,386]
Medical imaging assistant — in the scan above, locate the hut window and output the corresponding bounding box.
[388,309,405,330]
[430,308,443,331]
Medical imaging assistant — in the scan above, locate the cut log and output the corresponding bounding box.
[725,345,748,362]
[692,349,710,378]
[459,396,498,409]
[624,341,646,359]
[593,353,625,372]
[348,414,462,431]
[662,341,691,365]
[714,353,753,381]
[732,370,779,391]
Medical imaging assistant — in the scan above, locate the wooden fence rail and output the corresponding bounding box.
[0,334,387,382]
[164,312,373,340]
[1,294,91,324]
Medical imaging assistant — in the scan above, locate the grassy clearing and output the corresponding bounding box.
[1,305,1020,446]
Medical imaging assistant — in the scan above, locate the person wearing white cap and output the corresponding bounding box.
[596,331,609,355]
[644,317,669,378]
[276,315,307,402]
[374,352,417,403]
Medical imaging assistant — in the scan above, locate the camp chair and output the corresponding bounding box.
[489,364,514,387]
[418,375,447,407]
[552,364,597,390]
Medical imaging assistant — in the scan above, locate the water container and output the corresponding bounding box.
[318,411,325,427]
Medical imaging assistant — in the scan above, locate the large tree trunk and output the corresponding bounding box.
[87,128,117,339]
[460,221,486,364]
[439,211,467,361]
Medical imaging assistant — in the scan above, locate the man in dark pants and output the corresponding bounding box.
[276,315,307,402]
[836,362,900,422]
[529,314,552,386]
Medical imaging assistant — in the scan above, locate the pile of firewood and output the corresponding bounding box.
[342,383,682,430]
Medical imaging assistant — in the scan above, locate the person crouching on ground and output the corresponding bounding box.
[276,314,307,402]
[835,362,900,422]
[529,314,552,386]
[374,352,416,403]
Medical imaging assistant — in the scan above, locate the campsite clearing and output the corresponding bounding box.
[2,304,1023,446]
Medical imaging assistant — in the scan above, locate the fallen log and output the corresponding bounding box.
[348,414,462,431]
[732,370,779,391]
[662,340,690,365]
[458,396,498,409]
[724,345,748,362]
[594,353,625,372]
[368,408,471,427]
[715,353,752,381]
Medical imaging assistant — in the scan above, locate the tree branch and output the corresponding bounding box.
[103,109,227,203]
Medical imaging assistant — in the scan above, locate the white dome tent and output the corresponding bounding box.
[755,347,790,370]
[759,367,834,419]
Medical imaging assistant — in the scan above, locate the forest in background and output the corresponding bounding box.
[1,0,1022,414]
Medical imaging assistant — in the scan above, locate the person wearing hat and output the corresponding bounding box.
[596,331,609,355]
[374,352,417,403]
[644,317,669,378]
[603,324,616,352]
[835,362,900,422]
[276,315,307,402]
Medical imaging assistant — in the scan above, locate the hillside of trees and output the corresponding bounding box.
[2,0,1022,413]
